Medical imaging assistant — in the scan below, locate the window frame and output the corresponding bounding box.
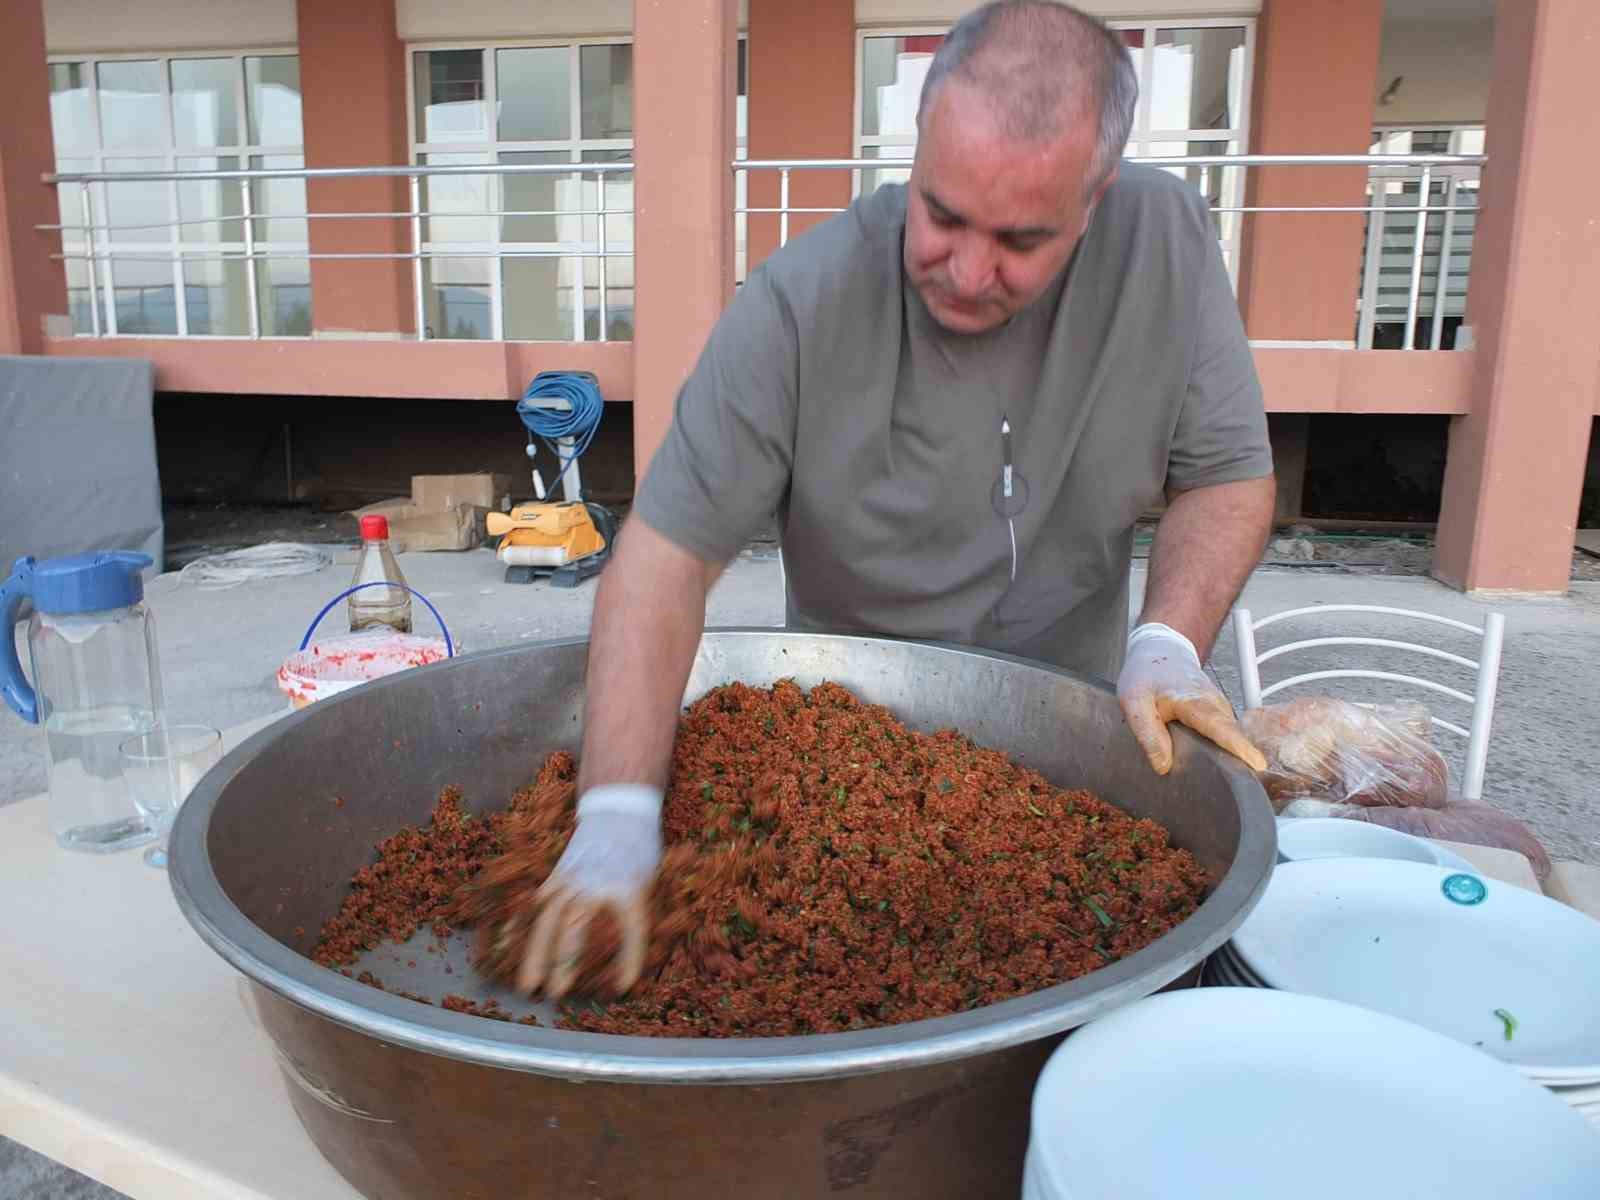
[407,35,748,342]
[407,36,637,343]
[47,48,306,338]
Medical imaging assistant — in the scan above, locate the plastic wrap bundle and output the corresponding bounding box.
[1250,696,1553,881]
[1239,697,1448,810]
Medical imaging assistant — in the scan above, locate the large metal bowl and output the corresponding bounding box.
[170,630,1275,1199]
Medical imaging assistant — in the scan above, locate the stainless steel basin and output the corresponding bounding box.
[170,630,1275,1198]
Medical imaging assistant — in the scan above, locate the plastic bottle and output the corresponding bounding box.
[348,515,413,634]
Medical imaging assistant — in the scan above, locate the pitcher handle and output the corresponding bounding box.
[0,558,39,724]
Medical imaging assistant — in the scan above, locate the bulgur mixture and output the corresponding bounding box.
[313,681,1210,1037]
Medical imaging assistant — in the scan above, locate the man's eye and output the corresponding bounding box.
[1003,236,1047,253]
[929,208,959,228]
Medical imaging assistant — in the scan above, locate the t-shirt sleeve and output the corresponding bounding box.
[1165,229,1274,493]
[630,267,799,564]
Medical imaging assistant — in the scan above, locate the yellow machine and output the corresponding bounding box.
[507,370,615,585]
[488,502,613,586]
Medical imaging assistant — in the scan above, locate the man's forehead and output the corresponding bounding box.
[916,82,1097,210]
[915,143,1090,233]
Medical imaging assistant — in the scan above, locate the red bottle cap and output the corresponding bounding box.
[359,514,390,541]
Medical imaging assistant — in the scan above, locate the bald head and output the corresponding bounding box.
[916,1,1137,188]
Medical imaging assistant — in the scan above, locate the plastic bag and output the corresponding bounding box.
[1279,798,1553,881]
[1239,697,1449,811]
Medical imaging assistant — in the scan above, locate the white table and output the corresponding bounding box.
[0,713,1581,1200]
[0,715,361,1200]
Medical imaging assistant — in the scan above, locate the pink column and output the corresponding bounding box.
[630,0,738,477]
[0,0,67,355]
[1434,0,1600,592]
[295,0,414,336]
[746,0,855,270]
[1236,0,1383,343]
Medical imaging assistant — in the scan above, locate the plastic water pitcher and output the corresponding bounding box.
[1,553,164,851]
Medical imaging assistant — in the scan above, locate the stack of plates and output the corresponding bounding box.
[1023,988,1600,1199]
[1274,814,1477,870]
[1204,857,1600,1127]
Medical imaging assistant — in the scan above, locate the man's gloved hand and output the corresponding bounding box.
[1117,623,1267,776]
[517,784,663,998]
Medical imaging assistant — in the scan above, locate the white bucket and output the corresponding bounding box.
[276,630,452,710]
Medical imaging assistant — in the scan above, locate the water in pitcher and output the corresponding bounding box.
[44,703,158,851]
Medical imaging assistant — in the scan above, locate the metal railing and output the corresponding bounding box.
[41,160,635,341]
[734,153,1486,351]
[43,152,1483,349]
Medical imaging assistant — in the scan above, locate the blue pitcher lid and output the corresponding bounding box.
[16,552,152,615]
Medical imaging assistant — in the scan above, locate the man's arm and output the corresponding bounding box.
[1139,475,1275,659]
[1117,475,1273,775]
[515,260,800,997]
[1116,186,1276,776]
[578,517,724,794]
[515,517,723,999]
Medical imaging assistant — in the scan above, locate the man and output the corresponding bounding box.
[518,0,1275,998]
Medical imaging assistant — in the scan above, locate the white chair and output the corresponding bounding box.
[1231,604,1506,801]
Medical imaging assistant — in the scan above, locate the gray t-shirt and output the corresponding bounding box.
[634,164,1272,682]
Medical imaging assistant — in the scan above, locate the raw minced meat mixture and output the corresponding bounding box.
[313,681,1211,1037]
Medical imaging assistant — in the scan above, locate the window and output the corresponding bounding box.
[411,41,635,342]
[48,53,307,336]
[412,39,747,341]
[855,20,1253,277]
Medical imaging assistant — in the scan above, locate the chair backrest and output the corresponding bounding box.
[1231,604,1506,802]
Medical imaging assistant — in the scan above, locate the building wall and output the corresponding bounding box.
[747,0,855,266]
[1375,19,1494,127]
[1237,0,1383,344]
[43,0,297,52]
[30,0,1485,425]
[297,0,414,338]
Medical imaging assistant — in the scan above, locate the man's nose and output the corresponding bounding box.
[947,234,997,297]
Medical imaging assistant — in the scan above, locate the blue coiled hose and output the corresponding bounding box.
[516,370,605,497]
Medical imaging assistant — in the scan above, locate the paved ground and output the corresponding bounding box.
[4,545,1598,1197]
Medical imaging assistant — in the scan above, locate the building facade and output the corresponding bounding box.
[0,0,1594,592]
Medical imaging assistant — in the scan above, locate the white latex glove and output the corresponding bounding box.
[516,784,663,998]
[1117,623,1267,776]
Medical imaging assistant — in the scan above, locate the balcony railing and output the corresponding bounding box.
[735,152,1485,351]
[42,153,1482,350]
[41,160,635,342]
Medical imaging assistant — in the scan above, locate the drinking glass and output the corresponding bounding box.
[120,724,223,868]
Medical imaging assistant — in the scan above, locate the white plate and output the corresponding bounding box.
[1275,816,1477,872]
[1215,943,1267,986]
[1028,988,1600,1200]
[1549,1080,1600,1105]
[1202,958,1253,989]
[1206,952,1260,988]
[1231,859,1600,1080]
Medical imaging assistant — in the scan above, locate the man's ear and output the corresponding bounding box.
[1081,165,1119,233]
[1089,164,1119,207]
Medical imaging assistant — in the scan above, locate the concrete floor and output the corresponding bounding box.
[4,547,1599,1197]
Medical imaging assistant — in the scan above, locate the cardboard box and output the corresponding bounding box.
[350,498,486,553]
[348,473,513,552]
[411,473,513,513]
